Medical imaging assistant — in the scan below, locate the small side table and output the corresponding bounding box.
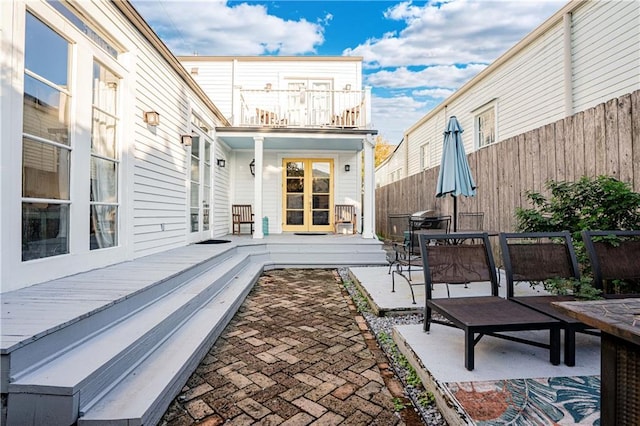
[553,299,640,426]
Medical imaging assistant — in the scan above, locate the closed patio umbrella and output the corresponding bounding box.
[436,116,476,231]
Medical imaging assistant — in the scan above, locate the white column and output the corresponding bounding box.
[253,136,264,239]
[563,12,573,117]
[361,136,375,239]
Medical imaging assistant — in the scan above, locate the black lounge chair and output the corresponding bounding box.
[500,231,598,366]
[419,232,561,371]
[581,230,640,298]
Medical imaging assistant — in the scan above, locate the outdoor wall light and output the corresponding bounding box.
[216,158,226,168]
[344,164,351,172]
[344,84,351,91]
[249,159,256,176]
[143,111,160,126]
[264,83,272,91]
[180,134,193,147]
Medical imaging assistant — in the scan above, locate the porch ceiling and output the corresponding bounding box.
[215,127,377,151]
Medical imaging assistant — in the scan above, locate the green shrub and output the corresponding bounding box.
[515,176,640,297]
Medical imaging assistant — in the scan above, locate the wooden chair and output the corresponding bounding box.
[500,231,597,366]
[334,204,356,234]
[582,230,640,298]
[232,205,254,235]
[419,232,561,371]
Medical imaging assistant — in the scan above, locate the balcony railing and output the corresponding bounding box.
[234,88,369,129]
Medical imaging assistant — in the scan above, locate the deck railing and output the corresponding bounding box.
[235,88,369,129]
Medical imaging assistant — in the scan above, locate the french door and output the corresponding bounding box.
[188,130,212,242]
[282,159,333,233]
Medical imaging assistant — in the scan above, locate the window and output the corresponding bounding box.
[420,142,430,170]
[22,13,71,261]
[90,62,119,250]
[476,106,496,147]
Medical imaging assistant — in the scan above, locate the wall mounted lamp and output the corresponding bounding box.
[180,134,193,146]
[344,164,351,172]
[264,83,272,91]
[249,159,256,176]
[143,111,160,126]
[216,158,226,168]
[344,84,351,91]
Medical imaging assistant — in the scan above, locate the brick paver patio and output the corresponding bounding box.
[160,269,412,425]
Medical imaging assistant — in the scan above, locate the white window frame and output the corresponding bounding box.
[473,100,498,148]
[2,3,129,291]
[420,142,430,170]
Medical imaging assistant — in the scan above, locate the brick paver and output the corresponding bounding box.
[160,269,405,425]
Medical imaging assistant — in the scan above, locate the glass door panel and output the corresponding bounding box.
[283,159,333,232]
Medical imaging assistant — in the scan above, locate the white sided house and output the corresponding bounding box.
[2,3,378,293]
[0,2,385,425]
[178,56,377,238]
[376,0,640,187]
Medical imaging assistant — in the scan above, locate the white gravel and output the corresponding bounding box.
[339,268,446,426]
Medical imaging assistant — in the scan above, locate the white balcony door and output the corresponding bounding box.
[286,80,332,126]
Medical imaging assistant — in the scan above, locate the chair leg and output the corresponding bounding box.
[465,330,475,371]
[564,328,576,367]
[550,326,561,366]
[423,306,433,332]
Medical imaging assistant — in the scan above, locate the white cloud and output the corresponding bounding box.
[366,64,486,90]
[412,88,455,98]
[344,0,564,68]
[131,1,325,55]
[370,95,432,143]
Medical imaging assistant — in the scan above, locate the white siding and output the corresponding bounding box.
[178,57,363,122]
[213,143,231,237]
[1,0,226,291]
[572,0,640,111]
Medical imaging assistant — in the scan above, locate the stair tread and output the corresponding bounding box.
[10,254,249,391]
[78,263,261,423]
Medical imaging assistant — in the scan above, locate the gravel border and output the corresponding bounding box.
[339,268,446,426]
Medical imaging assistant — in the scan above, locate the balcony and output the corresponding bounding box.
[233,87,370,129]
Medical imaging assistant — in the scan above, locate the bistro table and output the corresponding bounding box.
[553,298,640,426]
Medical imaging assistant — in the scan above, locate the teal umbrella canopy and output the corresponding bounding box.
[436,116,477,230]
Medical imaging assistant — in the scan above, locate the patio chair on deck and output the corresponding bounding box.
[232,204,254,235]
[390,216,451,303]
[419,232,562,371]
[582,230,640,298]
[334,204,356,234]
[500,231,598,366]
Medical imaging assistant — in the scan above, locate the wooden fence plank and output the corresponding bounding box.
[605,98,619,178]
[573,111,585,179]
[555,120,566,181]
[564,115,575,181]
[584,107,596,177]
[594,103,606,176]
[632,91,640,192]
[617,94,632,185]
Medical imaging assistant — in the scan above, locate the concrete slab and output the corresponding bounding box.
[349,265,602,425]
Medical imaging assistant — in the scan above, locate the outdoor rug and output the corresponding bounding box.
[446,375,600,425]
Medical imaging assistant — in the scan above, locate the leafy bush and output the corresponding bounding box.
[515,176,640,297]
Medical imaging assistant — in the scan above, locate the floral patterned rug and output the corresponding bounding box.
[447,376,600,425]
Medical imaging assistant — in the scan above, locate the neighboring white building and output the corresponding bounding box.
[1,1,377,293]
[179,56,376,237]
[376,0,640,186]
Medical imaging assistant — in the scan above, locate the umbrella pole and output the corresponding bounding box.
[453,196,458,232]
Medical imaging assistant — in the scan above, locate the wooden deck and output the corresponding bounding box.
[1,234,386,425]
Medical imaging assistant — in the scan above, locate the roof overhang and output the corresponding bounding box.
[215,127,378,151]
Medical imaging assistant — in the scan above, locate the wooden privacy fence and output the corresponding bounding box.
[376,90,640,239]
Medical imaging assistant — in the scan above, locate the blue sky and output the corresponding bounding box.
[132,0,565,143]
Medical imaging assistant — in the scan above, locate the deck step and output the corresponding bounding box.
[5,253,260,426]
[78,262,263,425]
[4,249,237,381]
